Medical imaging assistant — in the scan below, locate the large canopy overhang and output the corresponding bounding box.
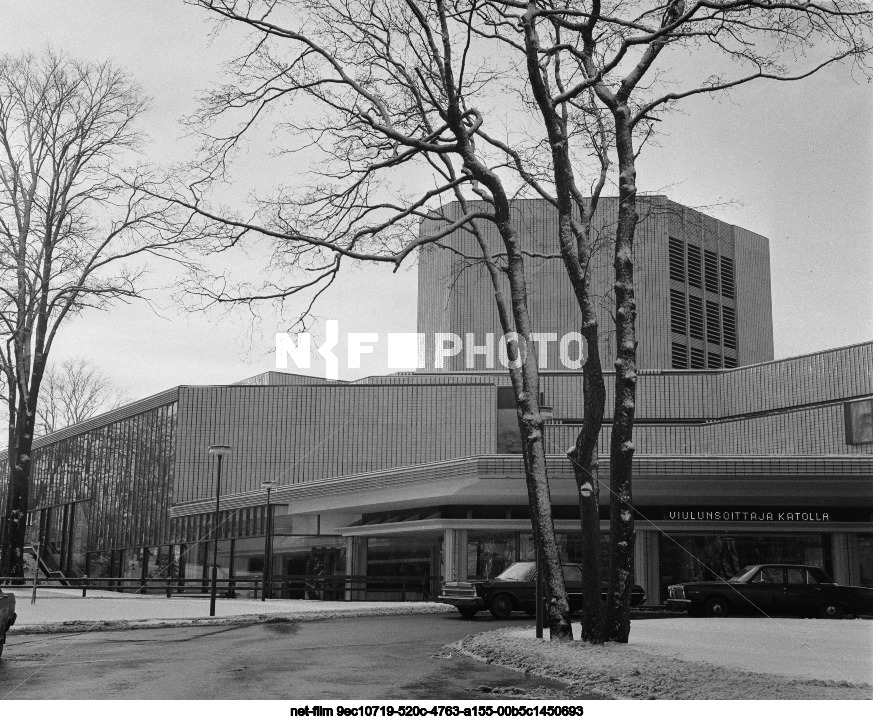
[170,453,873,518]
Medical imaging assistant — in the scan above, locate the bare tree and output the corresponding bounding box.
[179,0,870,642]
[0,51,211,578]
[483,0,872,642]
[175,0,577,638]
[34,358,128,436]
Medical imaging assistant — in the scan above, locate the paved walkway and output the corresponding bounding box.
[2,585,451,631]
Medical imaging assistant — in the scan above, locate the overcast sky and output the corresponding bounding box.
[2,0,871,399]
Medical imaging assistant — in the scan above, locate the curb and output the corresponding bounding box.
[8,603,455,635]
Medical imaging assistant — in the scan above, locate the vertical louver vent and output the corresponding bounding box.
[723,306,737,349]
[720,256,735,298]
[669,237,685,283]
[687,245,702,288]
[670,289,687,334]
[705,250,719,293]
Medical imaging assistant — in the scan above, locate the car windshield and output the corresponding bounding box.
[495,562,536,581]
[727,565,760,583]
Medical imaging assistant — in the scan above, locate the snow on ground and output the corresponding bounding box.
[450,618,873,700]
[627,617,873,684]
[2,585,451,632]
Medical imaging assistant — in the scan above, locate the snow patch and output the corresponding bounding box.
[449,618,873,700]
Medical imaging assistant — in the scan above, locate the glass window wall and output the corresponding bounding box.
[473,531,613,582]
[467,532,517,579]
[659,533,828,603]
[366,535,438,601]
[858,534,873,587]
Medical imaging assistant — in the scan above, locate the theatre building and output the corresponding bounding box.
[1,198,871,604]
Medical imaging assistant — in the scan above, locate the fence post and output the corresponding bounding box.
[82,575,88,598]
[30,562,39,605]
[166,572,172,598]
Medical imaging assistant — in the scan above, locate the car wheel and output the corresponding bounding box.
[0,632,5,659]
[819,602,845,619]
[704,596,730,618]
[458,608,478,619]
[489,593,514,620]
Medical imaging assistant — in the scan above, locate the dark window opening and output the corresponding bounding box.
[669,237,685,283]
[705,250,719,293]
[687,245,702,288]
[670,289,687,335]
[723,305,737,349]
[720,256,735,298]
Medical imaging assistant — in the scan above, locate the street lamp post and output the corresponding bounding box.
[208,444,232,617]
[260,480,277,601]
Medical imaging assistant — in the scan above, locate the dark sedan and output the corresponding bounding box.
[439,561,646,619]
[666,563,873,619]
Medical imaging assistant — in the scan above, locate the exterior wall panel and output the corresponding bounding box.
[734,225,775,364]
[418,197,772,372]
[173,383,497,503]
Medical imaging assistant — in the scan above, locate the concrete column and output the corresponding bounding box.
[443,530,455,583]
[456,529,468,581]
[348,537,368,600]
[633,529,661,605]
[442,529,470,582]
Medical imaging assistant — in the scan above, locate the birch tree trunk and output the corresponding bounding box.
[520,9,607,641]
[602,108,638,643]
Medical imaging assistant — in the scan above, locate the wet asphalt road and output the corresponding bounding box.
[0,613,581,700]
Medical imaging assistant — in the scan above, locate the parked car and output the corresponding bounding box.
[439,561,647,619]
[0,587,16,658]
[666,563,873,619]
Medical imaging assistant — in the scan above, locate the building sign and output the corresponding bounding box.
[629,506,873,523]
[665,510,830,522]
[845,398,873,445]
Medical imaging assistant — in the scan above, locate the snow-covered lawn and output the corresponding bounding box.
[450,618,873,700]
[3,586,451,632]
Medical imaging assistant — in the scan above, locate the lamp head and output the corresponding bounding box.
[208,444,232,457]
